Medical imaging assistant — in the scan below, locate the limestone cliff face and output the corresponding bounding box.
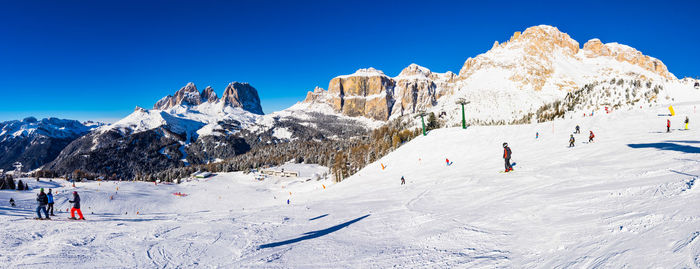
[582,38,674,79]
[221,82,264,115]
[326,68,395,120]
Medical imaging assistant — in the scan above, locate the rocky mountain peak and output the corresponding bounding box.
[153,82,203,110]
[221,82,264,115]
[397,64,433,78]
[201,86,218,103]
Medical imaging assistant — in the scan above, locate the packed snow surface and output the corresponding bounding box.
[1,103,699,267]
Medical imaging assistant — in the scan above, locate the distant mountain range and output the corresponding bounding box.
[0,117,101,171]
[5,25,699,179]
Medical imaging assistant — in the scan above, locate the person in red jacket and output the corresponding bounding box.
[589,131,595,143]
[667,119,671,133]
[68,191,85,220]
[503,143,513,172]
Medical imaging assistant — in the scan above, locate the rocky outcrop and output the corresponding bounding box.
[201,86,218,103]
[221,82,264,115]
[301,65,455,120]
[583,38,674,79]
[326,68,395,120]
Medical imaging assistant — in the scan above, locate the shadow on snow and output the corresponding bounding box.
[309,214,329,221]
[627,142,700,154]
[259,214,370,249]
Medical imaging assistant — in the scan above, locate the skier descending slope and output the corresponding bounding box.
[401,176,405,185]
[575,125,581,134]
[589,131,595,143]
[36,188,50,220]
[685,116,689,130]
[667,119,671,133]
[503,143,513,172]
[68,191,85,220]
[569,134,575,147]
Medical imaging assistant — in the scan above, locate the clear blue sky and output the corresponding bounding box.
[1,0,698,122]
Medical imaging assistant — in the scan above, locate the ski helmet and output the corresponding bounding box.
[503,142,508,147]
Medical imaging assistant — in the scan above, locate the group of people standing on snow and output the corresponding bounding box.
[34,188,84,220]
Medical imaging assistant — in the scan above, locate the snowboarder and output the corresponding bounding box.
[9,198,15,207]
[667,119,671,133]
[36,188,50,220]
[47,188,55,216]
[589,131,595,143]
[575,125,580,134]
[569,134,575,147]
[68,191,84,220]
[401,176,405,185]
[503,143,513,172]
[685,116,689,130]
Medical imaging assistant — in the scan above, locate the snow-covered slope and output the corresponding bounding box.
[2,101,698,267]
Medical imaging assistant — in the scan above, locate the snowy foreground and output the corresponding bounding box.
[2,104,700,268]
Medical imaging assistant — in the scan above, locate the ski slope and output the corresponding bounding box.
[1,103,699,268]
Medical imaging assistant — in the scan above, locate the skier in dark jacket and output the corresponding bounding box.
[47,189,55,216]
[401,176,405,185]
[569,134,575,147]
[36,188,50,219]
[9,198,15,207]
[503,143,513,172]
[575,125,580,134]
[68,191,84,220]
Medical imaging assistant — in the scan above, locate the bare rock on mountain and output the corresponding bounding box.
[583,38,674,79]
[153,82,202,110]
[201,86,219,103]
[221,82,264,115]
[326,68,395,120]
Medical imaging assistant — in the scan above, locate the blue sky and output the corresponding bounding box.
[1,0,698,122]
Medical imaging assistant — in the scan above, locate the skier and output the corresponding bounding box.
[47,188,55,216]
[9,198,15,207]
[575,125,580,134]
[589,131,595,143]
[667,119,671,133]
[685,116,689,130]
[445,158,452,166]
[36,188,50,220]
[536,132,539,139]
[569,134,575,147]
[68,191,85,220]
[401,176,405,185]
[503,143,513,172]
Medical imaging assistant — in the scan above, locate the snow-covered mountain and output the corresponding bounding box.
[301,25,696,124]
[0,117,98,171]
[47,82,372,179]
[45,25,700,179]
